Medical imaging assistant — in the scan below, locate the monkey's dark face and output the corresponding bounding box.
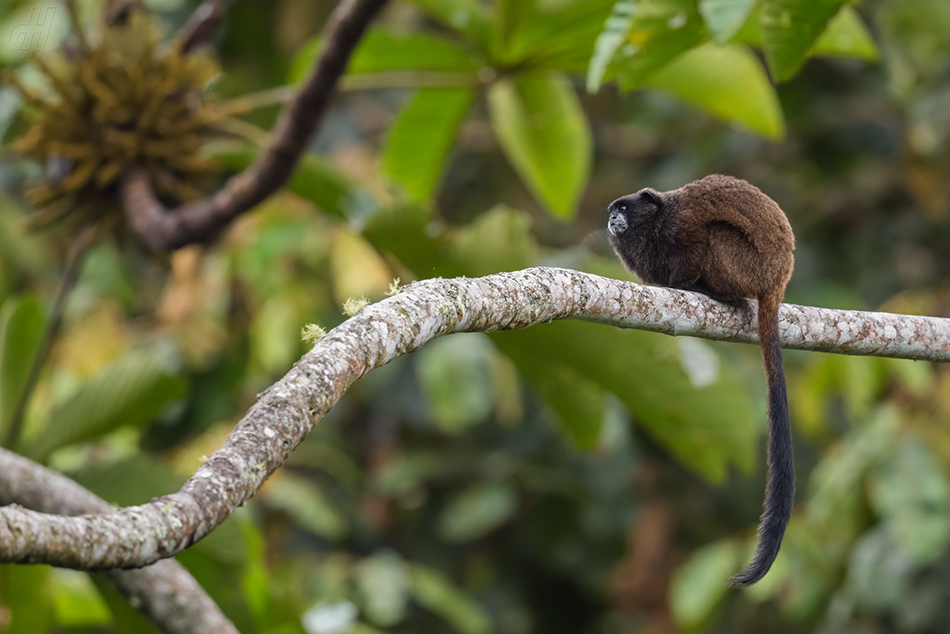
[607,188,662,237]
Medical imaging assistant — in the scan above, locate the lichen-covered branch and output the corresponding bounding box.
[120,0,389,251]
[0,449,237,634]
[1,267,947,569]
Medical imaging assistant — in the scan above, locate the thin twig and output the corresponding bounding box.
[121,0,390,252]
[217,72,482,116]
[3,223,98,450]
[208,117,271,145]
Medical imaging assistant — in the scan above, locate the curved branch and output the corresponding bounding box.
[120,0,389,252]
[0,267,947,569]
[0,448,237,634]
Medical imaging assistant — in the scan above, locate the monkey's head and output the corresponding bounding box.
[607,188,663,238]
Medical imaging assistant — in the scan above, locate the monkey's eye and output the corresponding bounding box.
[618,204,627,212]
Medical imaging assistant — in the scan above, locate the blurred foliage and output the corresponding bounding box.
[0,0,949,633]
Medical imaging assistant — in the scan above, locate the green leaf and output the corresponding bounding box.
[845,529,915,613]
[761,0,849,81]
[587,0,638,92]
[615,0,708,90]
[262,474,349,540]
[251,294,300,375]
[384,87,474,203]
[416,334,494,433]
[406,0,494,53]
[494,322,756,482]
[411,565,491,634]
[0,564,54,634]
[364,204,459,279]
[670,541,739,627]
[810,5,879,61]
[289,29,484,83]
[350,29,484,74]
[868,436,950,564]
[807,406,898,525]
[699,0,757,43]
[67,456,185,506]
[355,551,412,627]
[514,0,616,73]
[494,333,606,449]
[487,71,591,220]
[452,205,539,277]
[646,43,785,139]
[496,0,537,56]
[437,482,518,543]
[51,569,111,627]
[26,353,185,461]
[0,294,45,441]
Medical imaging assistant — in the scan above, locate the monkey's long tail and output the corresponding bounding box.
[728,292,794,588]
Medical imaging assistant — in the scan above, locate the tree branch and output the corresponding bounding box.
[120,0,388,252]
[4,223,97,450]
[0,448,238,634]
[0,267,947,569]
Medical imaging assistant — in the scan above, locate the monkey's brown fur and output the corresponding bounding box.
[607,174,795,587]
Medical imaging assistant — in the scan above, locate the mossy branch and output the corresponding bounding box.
[0,447,238,634]
[0,267,947,570]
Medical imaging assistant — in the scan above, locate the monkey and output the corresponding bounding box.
[606,174,795,588]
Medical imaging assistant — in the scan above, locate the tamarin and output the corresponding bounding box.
[607,174,795,587]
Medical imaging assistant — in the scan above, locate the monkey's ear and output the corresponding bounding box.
[639,189,662,208]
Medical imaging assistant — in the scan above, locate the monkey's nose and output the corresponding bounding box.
[607,210,628,236]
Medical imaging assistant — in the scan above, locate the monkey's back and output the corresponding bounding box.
[670,175,794,302]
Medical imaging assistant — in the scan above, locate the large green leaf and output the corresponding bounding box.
[364,204,459,278]
[26,353,186,460]
[451,205,539,277]
[646,43,785,139]
[289,28,484,83]
[411,565,491,634]
[587,0,638,92]
[615,0,708,90]
[384,88,474,203]
[506,0,616,73]
[699,0,757,43]
[496,0,537,59]
[487,71,591,220]
[810,5,879,61]
[761,0,850,81]
[494,322,756,482]
[670,541,740,627]
[407,0,494,53]
[493,334,606,449]
[0,294,45,441]
[736,6,880,64]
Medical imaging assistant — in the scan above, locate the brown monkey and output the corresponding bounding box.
[607,174,795,587]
